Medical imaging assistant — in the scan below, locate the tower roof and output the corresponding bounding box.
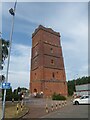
[32,25,60,38]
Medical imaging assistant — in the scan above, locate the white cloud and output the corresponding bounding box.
[8,71,30,90]
[3,44,31,90]
[10,44,31,72]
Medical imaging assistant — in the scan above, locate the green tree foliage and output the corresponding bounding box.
[67,80,76,96]
[0,37,9,84]
[76,76,90,85]
[0,38,9,70]
[2,87,12,101]
[0,75,5,83]
[2,87,28,101]
[67,76,90,96]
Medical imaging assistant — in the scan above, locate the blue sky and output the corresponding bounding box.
[1,1,88,90]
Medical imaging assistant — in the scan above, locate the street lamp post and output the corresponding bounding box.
[2,1,17,119]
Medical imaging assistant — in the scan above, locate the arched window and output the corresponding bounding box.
[34,88,37,92]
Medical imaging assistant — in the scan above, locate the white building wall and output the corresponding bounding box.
[76,84,90,91]
[76,91,90,96]
[75,84,90,96]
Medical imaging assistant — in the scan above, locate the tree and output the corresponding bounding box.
[67,76,90,96]
[0,75,5,83]
[67,80,75,96]
[2,87,13,101]
[0,37,9,83]
[0,38,9,70]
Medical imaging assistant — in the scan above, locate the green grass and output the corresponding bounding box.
[5,102,29,118]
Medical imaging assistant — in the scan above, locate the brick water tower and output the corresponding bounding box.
[30,25,67,97]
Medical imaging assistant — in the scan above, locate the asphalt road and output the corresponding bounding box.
[41,104,89,118]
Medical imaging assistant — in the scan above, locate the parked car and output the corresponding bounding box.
[73,95,90,105]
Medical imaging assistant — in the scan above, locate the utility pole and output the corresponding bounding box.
[2,1,17,119]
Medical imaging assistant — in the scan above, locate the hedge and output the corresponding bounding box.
[52,93,66,100]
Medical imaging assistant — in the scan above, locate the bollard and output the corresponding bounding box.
[59,101,61,108]
[56,103,58,110]
[21,103,23,111]
[16,103,19,114]
[62,101,64,107]
[64,101,66,106]
[71,99,72,103]
[51,104,54,111]
[65,100,67,105]
[22,99,24,106]
[21,100,24,107]
[45,104,49,113]
[12,98,14,104]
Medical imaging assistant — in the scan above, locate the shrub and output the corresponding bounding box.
[52,93,66,100]
[5,93,22,101]
[12,94,22,101]
[6,95,12,101]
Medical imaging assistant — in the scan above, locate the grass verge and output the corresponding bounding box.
[5,102,29,118]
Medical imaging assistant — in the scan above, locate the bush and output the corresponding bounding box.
[52,93,66,100]
[12,93,22,101]
[6,95,12,101]
[12,94,19,101]
[5,93,22,101]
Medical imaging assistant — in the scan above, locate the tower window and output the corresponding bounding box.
[50,48,53,53]
[52,72,55,78]
[51,59,54,65]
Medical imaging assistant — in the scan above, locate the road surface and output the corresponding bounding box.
[41,104,89,118]
[23,98,89,118]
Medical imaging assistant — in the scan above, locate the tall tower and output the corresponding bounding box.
[30,25,67,97]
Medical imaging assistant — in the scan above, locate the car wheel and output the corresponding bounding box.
[75,101,79,105]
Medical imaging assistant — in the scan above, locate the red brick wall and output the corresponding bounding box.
[44,55,64,69]
[43,68,66,81]
[42,30,60,46]
[32,29,42,47]
[44,82,67,97]
[44,43,62,57]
